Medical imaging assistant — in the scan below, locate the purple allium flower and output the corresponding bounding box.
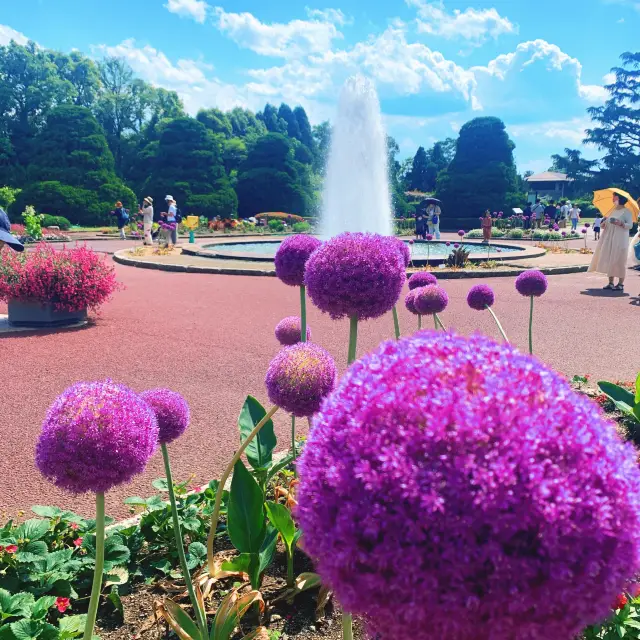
[561,231,567,237]
[585,223,591,228]
[499,210,503,215]
[36,380,158,494]
[479,217,483,221]
[296,332,640,640]
[446,241,451,246]
[386,237,410,267]
[467,284,495,310]
[515,269,548,297]
[454,243,459,248]
[413,285,448,315]
[426,234,433,241]
[409,239,415,245]
[582,228,588,234]
[140,389,190,445]
[404,290,417,315]
[274,234,322,287]
[496,248,502,253]
[304,233,406,320]
[553,224,559,231]
[408,271,437,290]
[274,316,312,345]
[265,343,336,417]
[457,230,465,237]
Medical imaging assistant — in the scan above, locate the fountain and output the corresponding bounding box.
[320,76,393,238]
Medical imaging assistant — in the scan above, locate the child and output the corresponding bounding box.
[593,213,602,240]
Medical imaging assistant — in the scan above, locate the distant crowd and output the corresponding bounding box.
[523,199,583,231]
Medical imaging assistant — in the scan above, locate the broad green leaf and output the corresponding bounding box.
[58,615,86,640]
[258,526,278,577]
[220,553,252,575]
[29,507,62,519]
[30,596,56,621]
[0,589,14,615]
[238,396,276,470]
[15,520,49,543]
[104,567,129,587]
[9,620,42,640]
[107,588,124,620]
[211,589,264,640]
[7,594,35,619]
[266,452,295,482]
[599,381,636,408]
[164,599,203,640]
[103,544,130,566]
[15,542,48,563]
[152,478,169,492]
[188,542,207,562]
[265,502,296,550]
[227,460,266,554]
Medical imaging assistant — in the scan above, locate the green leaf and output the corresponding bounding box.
[15,521,49,543]
[107,588,124,620]
[7,594,35,619]
[103,544,130,566]
[258,526,278,577]
[265,502,296,550]
[58,615,86,640]
[238,396,276,470]
[104,567,129,588]
[9,620,42,640]
[188,542,207,562]
[30,597,56,621]
[227,460,266,554]
[15,542,48,563]
[220,554,252,574]
[152,478,169,492]
[164,599,203,640]
[599,381,636,408]
[30,507,62,519]
[0,589,13,615]
[123,497,147,506]
[266,453,295,482]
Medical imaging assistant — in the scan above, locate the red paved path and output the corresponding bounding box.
[1,262,639,519]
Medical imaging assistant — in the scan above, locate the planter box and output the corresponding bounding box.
[8,299,87,328]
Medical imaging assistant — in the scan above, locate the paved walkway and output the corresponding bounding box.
[1,258,639,519]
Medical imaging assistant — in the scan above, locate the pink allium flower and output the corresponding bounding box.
[404,290,418,315]
[275,234,322,287]
[467,284,495,310]
[413,285,448,315]
[36,380,158,494]
[297,332,640,640]
[265,343,337,417]
[515,270,548,297]
[408,272,437,290]
[140,388,190,445]
[275,316,312,345]
[304,233,406,320]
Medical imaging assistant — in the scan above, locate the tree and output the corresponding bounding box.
[436,117,520,221]
[438,138,457,165]
[409,146,430,192]
[196,108,232,138]
[51,51,102,108]
[235,133,312,218]
[222,137,247,176]
[227,107,266,141]
[550,148,598,195]
[312,121,331,173]
[278,103,301,141]
[258,104,287,134]
[294,106,314,150]
[387,136,410,217]
[144,117,236,218]
[585,52,640,193]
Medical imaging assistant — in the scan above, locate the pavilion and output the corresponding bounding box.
[525,171,573,201]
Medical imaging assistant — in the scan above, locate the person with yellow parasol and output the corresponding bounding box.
[588,188,639,291]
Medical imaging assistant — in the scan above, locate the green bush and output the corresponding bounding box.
[268,219,285,232]
[492,228,506,238]
[0,186,20,210]
[571,196,599,219]
[507,228,524,239]
[292,221,311,233]
[41,214,71,230]
[464,229,484,239]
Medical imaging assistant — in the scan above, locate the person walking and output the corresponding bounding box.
[531,199,544,229]
[0,208,24,252]
[164,195,179,246]
[593,213,602,241]
[112,201,129,239]
[588,193,633,291]
[430,204,441,239]
[140,197,154,246]
[559,200,569,229]
[523,203,532,230]
[481,209,492,243]
[569,203,581,232]
[415,214,426,240]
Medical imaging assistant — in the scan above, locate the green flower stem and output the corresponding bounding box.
[342,612,354,640]
[486,306,509,343]
[418,314,422,330]
[82,492,105,640]
[291,414,297,468]
[434,313,446,331]
[207,405,279,576]
[433,313,439,330]
[286,546,294,588]
[300,285,307,343]
[348,316,358,365]
[392,305,400,339]
[162,443,208,638]
[528,295,534,355]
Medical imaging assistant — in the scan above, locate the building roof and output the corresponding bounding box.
[525,171,574,182]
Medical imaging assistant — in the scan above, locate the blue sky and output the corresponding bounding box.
[1,0,638,173]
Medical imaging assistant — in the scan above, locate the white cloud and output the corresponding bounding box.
[508,117,591,146]
[165,0,208,23]
[406,0,517,45]
[212,6,344,58]
[0,24,30,46]
[305,8,349,25]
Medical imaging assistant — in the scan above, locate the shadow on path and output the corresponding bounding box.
[580,288,630,298]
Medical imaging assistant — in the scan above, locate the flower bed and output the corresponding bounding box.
[0,244,121,312]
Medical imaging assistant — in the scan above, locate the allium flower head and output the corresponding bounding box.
[413,285,448,315]
[274,316,312,345]
[274,234,322,287]
[404,290,417,315]
[386,237,410,267]
[36,380,158,493]
[446,241,451,246]
[265,343,336,417]
[467,284,495,310]
[409,239,414,245]
[453,243,459,248]
[553,224,559,231]
[426,234,433,241]
[297,332,640,640]
[457,230,465,237]
[304,232,406,320]
[408,272,437,290]
[515,269,548,297]
[140,388,190,445]
[585,223,591,228]
[582,228,588,234]
[562,231,567,237]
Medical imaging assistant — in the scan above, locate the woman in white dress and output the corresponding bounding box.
[140,196,154,246]
[588,193,633,291]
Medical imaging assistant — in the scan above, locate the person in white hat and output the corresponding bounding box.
[139,197,154,246]
[164,195,178,245]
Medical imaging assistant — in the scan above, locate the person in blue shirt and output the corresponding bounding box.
[111,201,129,239]
[0,208,24,252]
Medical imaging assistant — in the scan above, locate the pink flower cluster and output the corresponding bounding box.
[0,243,122,312]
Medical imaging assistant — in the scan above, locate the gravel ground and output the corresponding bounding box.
[1,260,639,518]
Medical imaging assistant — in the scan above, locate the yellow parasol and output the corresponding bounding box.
[592,188,639,222]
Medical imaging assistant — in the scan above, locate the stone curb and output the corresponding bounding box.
[114,250,589,279]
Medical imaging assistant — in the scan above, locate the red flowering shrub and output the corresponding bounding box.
[0,243,122,311]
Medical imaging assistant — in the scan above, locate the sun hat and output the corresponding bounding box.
[0,208,24,252]
[165,195,173,201]
[143,196,153,205]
